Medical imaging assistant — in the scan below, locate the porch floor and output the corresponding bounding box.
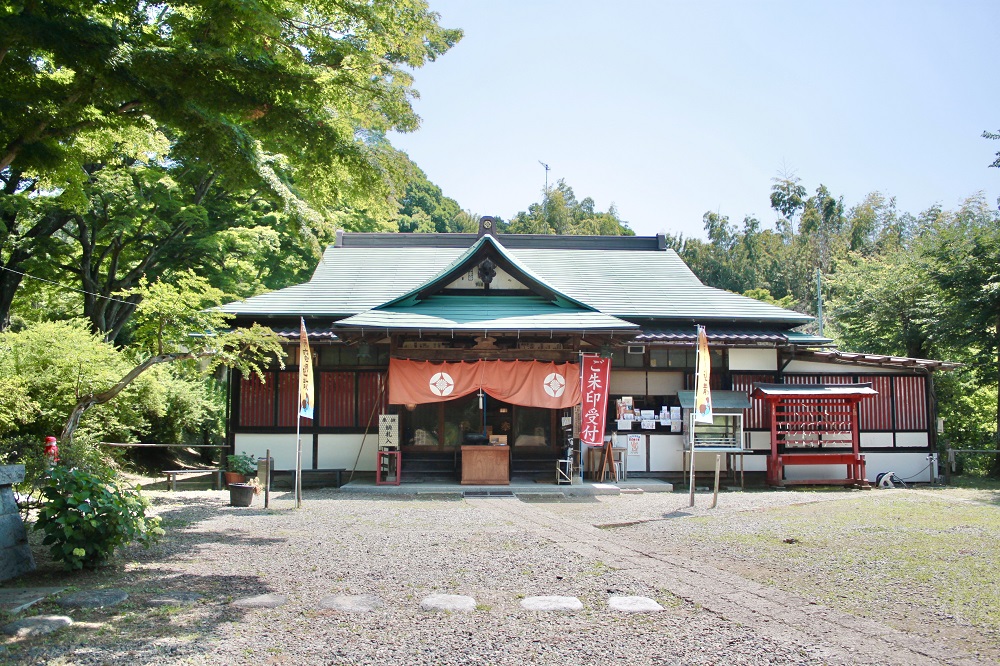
[335,477,674,497]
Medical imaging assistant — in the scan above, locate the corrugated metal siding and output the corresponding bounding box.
[860,375,893,430]
[320,372,355,427]
[239,372,274,427]
[277,372,303,427]
[895,375,928,431]
[731,374,773,429]
[358,372,388,426]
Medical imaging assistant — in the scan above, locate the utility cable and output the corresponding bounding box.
[0,265,133,306]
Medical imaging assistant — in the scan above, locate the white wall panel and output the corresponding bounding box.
[894,432,929,448]
[728,348,777,371]
[861,432,894,448]
[864,452,936,482]
[234,433,310,470]
[610,370,646,394]
[649,434,685,471]
[317,434,376,471]
[613,432,647,473]
[748,431,771,451]
[647,372,684,395]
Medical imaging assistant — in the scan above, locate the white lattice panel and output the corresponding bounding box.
[378,414,399,449]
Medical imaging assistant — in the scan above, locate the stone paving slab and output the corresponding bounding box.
[2,615,73,637]
[473,497,983,666]
[231,593,288,609]
[0,587,64,614]
[520,595,583,611]
[319,594,382,612]
[608,595,663,612]
[57,589,128,609]
[419,594,476,612]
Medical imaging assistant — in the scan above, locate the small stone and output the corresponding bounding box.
[520,595,583,611]
[231,593,288,608]
[57,589,128,608]
[320,594,382,612]
[419,594,476,612]
[2,615,72,637]
[608,596,664,613]
[146,591,203,607]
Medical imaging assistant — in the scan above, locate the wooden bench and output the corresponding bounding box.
[164,468,224,491]
[771,453,868,487]
[271,468,347,489]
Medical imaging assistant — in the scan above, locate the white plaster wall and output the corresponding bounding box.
[649,434,686,471]
[861,432,894,448]
[748,431,771,451]
[728,348,778,372]
[783,464,854,482]
[864,452,937,483]
[783,360,897,374]
[613,432,647,474]
[895,432,929,448]
[317,434,377,472]
[647,372,684,395]
[234,433,311,470]
[610,370,646,394]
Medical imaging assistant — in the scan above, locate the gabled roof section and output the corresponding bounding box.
[380,234,594,311]
[337,295,636,331]
[217,231,814,327]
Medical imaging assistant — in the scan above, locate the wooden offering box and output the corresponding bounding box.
[460,446,510,485]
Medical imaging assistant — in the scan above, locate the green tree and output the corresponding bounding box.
[827,248,934,359]
[0,0,461,327]
[396,164,467,233]
[58,272,284,444]
[504,180,633,236]
[921,195,1000,474]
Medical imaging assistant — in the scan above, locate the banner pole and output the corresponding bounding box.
[295,399,302,509]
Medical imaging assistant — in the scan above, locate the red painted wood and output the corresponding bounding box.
[239,372,274,427]
[894,375,927,431]
[319,372,355,427]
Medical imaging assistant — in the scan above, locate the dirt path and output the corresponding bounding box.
[472,498,986,666]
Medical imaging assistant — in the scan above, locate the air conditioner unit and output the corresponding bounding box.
[626,345,645,355]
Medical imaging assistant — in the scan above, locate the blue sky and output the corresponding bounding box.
[389,1,999,239]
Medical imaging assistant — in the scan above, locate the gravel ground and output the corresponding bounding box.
[3,485,997,665]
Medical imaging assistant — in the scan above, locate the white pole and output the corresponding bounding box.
[688,447,696,507]
[295,384,303,510]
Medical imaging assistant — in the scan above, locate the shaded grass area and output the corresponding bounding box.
[1,493,277,664]
[668,490,1000,658]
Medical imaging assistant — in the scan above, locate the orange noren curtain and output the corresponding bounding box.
[389,359,582,409]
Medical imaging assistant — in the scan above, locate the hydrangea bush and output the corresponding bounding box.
[34,465,163,569]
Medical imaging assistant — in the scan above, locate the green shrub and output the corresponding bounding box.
[226,451,257,476]
[34,466,164,570]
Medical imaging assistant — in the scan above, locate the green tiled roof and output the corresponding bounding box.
[338,295,636,331]
[218,235,812,326]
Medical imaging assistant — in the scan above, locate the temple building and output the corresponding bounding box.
[218,217,953,486]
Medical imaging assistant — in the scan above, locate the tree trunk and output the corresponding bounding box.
[59,351,211,444]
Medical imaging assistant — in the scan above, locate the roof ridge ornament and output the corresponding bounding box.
[478,216,496,237]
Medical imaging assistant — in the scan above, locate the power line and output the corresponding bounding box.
[0,265,134,305]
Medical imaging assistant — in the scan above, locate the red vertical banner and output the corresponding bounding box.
[580,356,612,447]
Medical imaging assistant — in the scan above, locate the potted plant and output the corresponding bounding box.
[225,451,257,485]
[229,477,263,507]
